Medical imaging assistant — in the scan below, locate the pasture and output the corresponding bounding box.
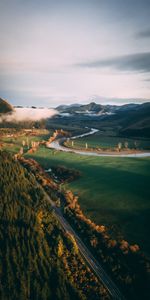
[66,132,150,150]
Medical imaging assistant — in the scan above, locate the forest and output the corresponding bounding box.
[0,151,110,300]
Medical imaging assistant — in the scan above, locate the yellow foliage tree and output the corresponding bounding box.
[57,239,64,257]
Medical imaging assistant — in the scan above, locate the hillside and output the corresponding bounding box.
[98,102,150,137]
[0,151,109,300]
[119,102,150,137]
[0,98,13,114]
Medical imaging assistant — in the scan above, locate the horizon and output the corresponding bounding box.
[0,0,150,106]
[3,96,150,109]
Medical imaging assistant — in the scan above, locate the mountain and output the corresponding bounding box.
[56,102,109,114]
[56,103,82,114]
[77,102,103,113]
[0,98,13,114]
[56,102,141,115]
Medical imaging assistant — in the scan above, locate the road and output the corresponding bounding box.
[46,194,126,300]
[47,128,150,157]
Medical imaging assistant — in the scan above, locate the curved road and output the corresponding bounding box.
[47,128,150,157]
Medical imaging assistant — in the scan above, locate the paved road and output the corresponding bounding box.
[46,194,126,300]
[47,128,150,157]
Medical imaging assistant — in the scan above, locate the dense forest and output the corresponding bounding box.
[0,151,109,300]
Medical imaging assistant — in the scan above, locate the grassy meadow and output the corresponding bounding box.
[26,145,150,256]
[1,129,51,154]
[66,132,150,150]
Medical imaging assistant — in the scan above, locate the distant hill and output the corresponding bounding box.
[77,102,103,113]
[93,102,150,137]
[56,101,140,115]
[119,102,150,137]
[56,103,82,114]
[57,102,105,114]
[116,103,139,112]
[0,98,13,114]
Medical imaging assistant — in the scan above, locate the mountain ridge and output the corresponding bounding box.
[56,101,142,114]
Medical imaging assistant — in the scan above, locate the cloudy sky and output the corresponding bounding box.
[0,0,150,107]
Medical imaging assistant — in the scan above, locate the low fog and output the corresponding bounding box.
[0,107,58,123]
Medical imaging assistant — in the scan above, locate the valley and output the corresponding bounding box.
[1,1,150,299]
[0,98,150,299]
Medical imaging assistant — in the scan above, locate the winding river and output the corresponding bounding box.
[47,128,150,158]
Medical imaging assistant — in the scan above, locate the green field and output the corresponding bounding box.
[1,129,51,154]
[26,145,150,256]
[66,132,150,150]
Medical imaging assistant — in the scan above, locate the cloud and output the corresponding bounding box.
[0,107,58,123]
[77,52,150,73]
[136,28,150,38]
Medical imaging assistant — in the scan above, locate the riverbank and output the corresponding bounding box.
[47,128,150,157]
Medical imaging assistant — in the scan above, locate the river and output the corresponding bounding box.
[47,128,150,158]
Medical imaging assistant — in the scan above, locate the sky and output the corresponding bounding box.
[0,0,150,107]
